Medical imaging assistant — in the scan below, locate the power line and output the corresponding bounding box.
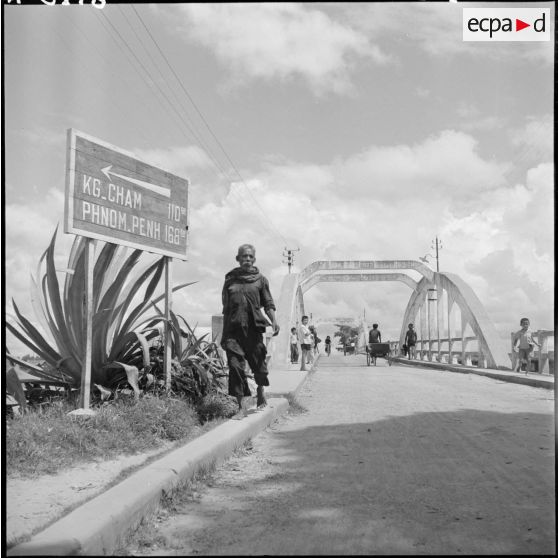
[96,10,220,160]
[84,7,289,248]
[94,9,277,236]
[115,5,235,181]
[58,10,153,144]
[130,6,289,247]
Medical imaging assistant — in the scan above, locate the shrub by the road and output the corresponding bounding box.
[5,394,232,477]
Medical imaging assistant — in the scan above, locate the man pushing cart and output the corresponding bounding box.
[366,323,392,366]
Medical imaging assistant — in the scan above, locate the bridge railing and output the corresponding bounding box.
[509,329,554,375]
[390,330,554,375]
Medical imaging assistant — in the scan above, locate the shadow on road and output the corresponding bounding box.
[209,408,554,555]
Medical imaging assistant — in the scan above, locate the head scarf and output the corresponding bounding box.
[223,266,262,289]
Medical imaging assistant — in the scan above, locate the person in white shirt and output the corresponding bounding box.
[299,315,313,371]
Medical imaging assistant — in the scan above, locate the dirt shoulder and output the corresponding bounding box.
[6,443,177,546]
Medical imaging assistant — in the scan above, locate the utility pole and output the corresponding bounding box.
[431,236,442,272]
[282,247,300,274]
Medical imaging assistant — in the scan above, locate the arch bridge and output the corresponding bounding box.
[269,260,511,370]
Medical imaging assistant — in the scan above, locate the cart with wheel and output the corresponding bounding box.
[366,342,392,366]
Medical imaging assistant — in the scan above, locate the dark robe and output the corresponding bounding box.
[221,266,276,397]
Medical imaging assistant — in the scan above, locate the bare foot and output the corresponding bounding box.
[232,397,249,419]
[256,386,267,409]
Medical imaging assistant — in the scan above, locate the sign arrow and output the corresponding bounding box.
[101,165,171,198]
[516,19,530,32]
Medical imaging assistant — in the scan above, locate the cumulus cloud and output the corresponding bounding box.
[5,188,72,354]
[254,130,510,220]
[165,129,549,339]
[5,129,553,356]
[456,103,507,132]
[439,161,553,331]
[177,3,387,95]
[17,127,67,148]
[5,189,69,289]
[509,114,553,164]
[415,87,431,99]
[332,130,509,202]
[357,2,464,57]
[467,249,552,333]
[347,2,554,64]
[134,144,230,208]
[134,145,214,175]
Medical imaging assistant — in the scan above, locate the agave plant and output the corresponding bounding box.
[139,312,228,401]
[6,227,193,393]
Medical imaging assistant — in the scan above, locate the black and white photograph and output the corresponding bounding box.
[3,1,554,555]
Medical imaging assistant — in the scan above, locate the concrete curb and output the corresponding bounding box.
[391,357,554,390]
[292,367,315,398]
[7,398,289,557]
[292,356,319,397]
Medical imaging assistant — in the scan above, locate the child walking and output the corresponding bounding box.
[512,317,540,373]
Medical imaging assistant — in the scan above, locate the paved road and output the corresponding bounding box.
[126,354,555,555]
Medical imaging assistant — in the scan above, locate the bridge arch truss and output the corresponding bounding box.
[270,260,509,370]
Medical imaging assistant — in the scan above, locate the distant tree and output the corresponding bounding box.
[333,325,360,346]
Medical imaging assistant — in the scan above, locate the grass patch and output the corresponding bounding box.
[161,461,217,512]
[5,393,232,478]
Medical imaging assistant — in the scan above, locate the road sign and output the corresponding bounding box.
[65,129,189,259]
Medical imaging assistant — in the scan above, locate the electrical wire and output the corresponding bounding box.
[58,10,155,145]
[129,5,289,247]
[96,6,287,247]
[115,5,237,181]
[96,8,239,179]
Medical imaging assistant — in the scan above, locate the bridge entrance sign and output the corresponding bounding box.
[65,129,189,260]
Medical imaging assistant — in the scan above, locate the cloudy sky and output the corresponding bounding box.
[3,2,554,354]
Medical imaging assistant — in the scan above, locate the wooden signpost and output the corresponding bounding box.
[65,129,189,410]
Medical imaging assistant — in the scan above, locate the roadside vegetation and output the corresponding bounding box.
[5,230,239,477]
[8,396,189,477]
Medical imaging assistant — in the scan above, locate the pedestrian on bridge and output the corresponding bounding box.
[299,315,313,371]
[404,323,417,359]
[310,325,321,355]
[324,335,332,356]
[290,327,299,364]
[512,317,540,373]
[368,323,382,344]
[221,244,280,417]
